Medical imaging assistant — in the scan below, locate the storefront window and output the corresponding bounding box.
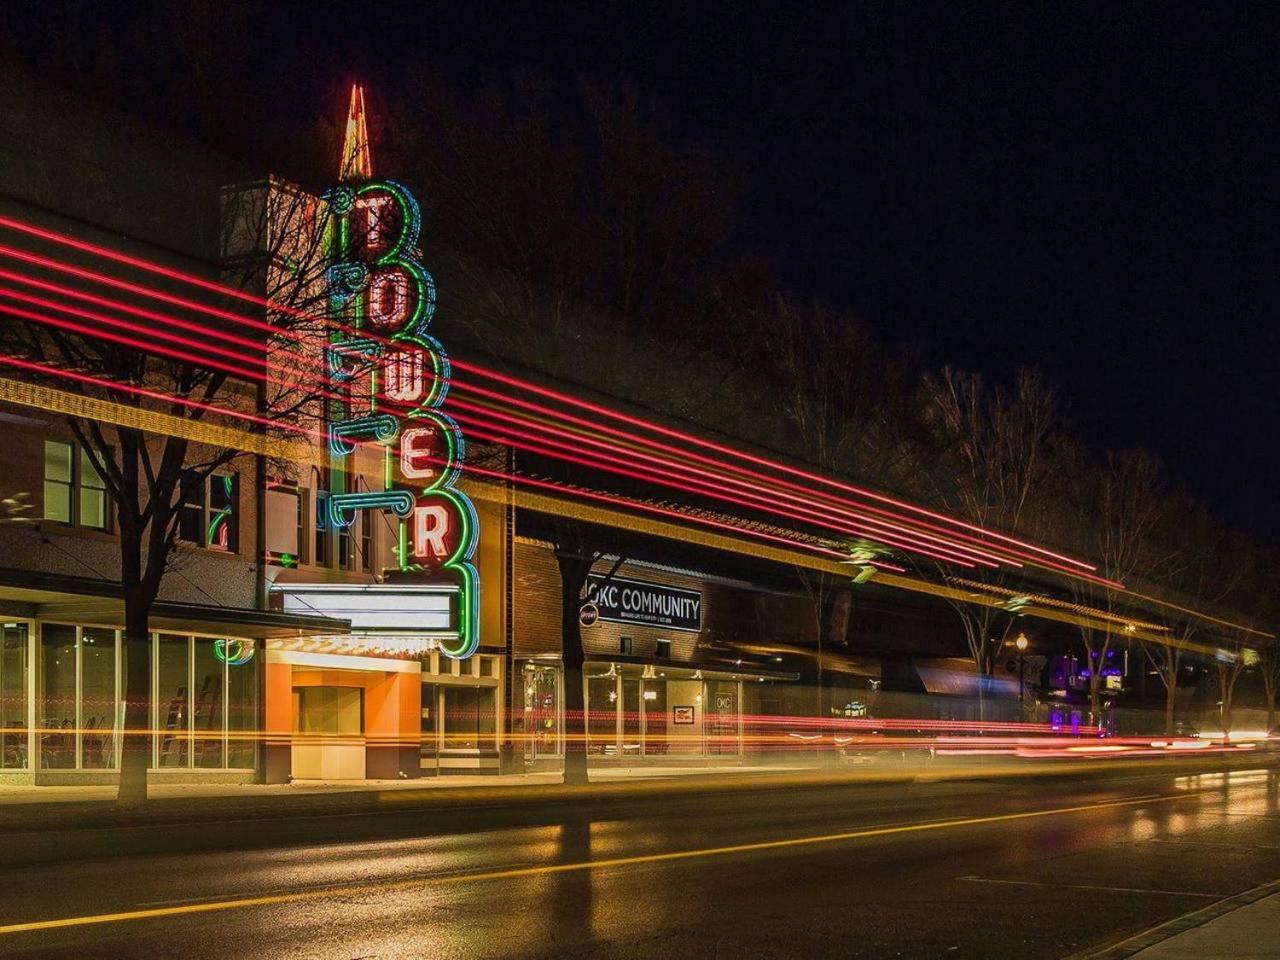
[586,674,617,755]
[79,628,117,768]
[226,643,256,769]
[192,639,224,768]
[1,623,29,769]
[642,681,668,756]
[39,624,76,768]
[621,678,641,756]
[156,634,190,768]
[442,685,495,750]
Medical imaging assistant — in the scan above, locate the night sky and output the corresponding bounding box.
[7,3,1280,541]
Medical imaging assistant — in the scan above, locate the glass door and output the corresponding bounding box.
[526,666,561,760]
[706,680,742,756]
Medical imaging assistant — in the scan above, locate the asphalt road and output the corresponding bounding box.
[1,763,1278,959]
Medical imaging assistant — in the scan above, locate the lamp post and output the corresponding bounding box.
[1015,633,1029,709]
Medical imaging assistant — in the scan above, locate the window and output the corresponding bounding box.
[619,636,634,656]
[39,624,77,769]
[314,490,329,566]
[442,686,496,750]
[79,449,108,530]
[295,686,363,735]
[43,441,109,530]
[153,633,256,770]
[38,625,122,770]
[208,475,237,551]
[178,472,239,551]
[656,639,671,658]
[43,442,71,523]
[338,522,352,569]
[360,509,373,572]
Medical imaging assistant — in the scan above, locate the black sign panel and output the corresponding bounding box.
[585,574,702,633]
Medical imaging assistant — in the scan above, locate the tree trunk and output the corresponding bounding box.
[556,552,595,787]
[1164,675,1177,737]
[117,585,154,806]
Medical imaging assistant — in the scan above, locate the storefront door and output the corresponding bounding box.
[523,666,561,761]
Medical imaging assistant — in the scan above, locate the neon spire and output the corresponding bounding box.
[339,84,372,181]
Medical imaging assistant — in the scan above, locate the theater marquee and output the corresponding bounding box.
[585,574,702,633]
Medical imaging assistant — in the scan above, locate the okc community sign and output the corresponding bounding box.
[585,574,702,633]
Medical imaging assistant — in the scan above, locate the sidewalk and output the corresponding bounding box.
[0,763,807,806]
[1077,879,1280,959]
[1131,892,1280,959]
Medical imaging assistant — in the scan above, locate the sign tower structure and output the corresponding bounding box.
[321,85,479,660]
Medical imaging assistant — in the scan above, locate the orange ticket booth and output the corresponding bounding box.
[265,649,421,782]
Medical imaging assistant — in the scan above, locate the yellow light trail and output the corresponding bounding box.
[0,791,1201,936]
[0,375,1260,648]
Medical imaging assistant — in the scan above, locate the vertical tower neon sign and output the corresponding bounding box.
[322,85,479,659]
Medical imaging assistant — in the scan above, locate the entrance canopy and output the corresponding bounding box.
[0,566,347,638]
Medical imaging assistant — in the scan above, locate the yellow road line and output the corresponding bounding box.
[0,791,1192,936]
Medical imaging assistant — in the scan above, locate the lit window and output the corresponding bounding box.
[314,490,329,566]
[178,472,239,551]
[43,442,72,524]
[360,509,373,572]
[620,636,634,656]
[79,449,108,530]
[43,440,110,530]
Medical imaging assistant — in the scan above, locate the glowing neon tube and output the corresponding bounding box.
[453,407,991,567]
[450,356,1099,573]
[0,285,267,371]
[0,215,1110,581]
[448,395,1004,567]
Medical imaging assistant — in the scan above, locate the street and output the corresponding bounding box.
[1,762,1278,959]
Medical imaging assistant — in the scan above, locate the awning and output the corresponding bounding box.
[587,653,799,682]
[0,567,350,639]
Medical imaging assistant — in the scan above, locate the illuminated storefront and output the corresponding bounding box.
[267,584,504,779]
[584,662,746,761]
[0,614,266,785]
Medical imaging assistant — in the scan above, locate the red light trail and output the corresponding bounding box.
[0,214,1119,585]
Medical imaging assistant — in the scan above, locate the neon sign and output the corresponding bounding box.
[320,86,479,660]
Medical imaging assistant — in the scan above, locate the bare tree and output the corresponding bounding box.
[920,368,1062,718]
[728,295,918,718]
[1260,638,1280,734]
[1212,543,1269,736]
[1064,450,1168,724]
[1137,498,1228,735]
[0,179,334,804]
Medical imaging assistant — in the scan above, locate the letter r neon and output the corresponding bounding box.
[413,503,451,559]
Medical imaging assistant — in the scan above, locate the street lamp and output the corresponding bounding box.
[1014,633,1029,708]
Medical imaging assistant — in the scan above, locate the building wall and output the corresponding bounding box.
[0,410,259,609]
[511,536,764,665]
